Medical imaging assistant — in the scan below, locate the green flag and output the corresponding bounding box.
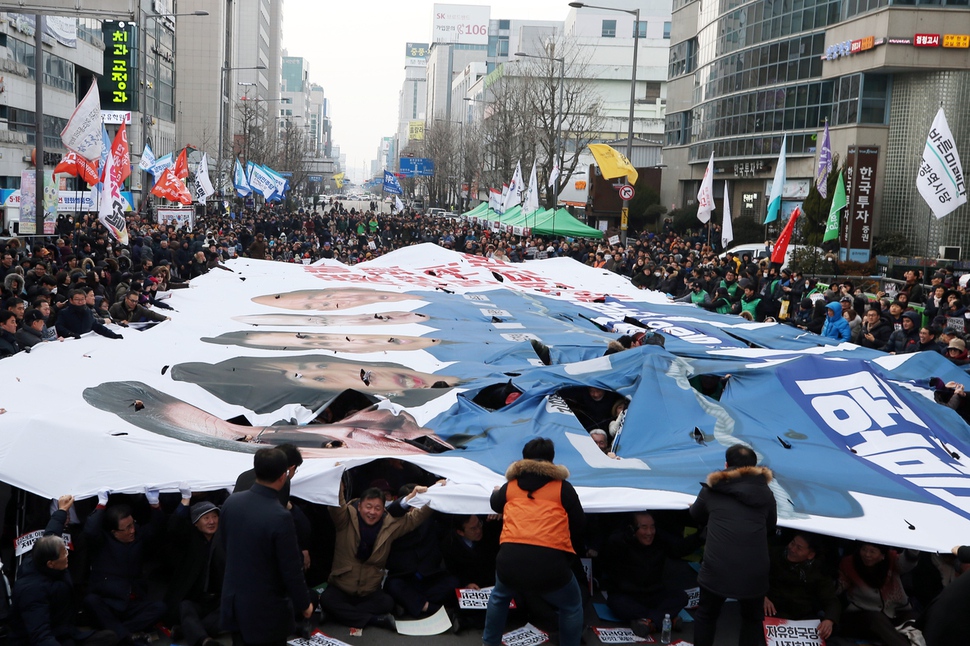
[823,172,846,244]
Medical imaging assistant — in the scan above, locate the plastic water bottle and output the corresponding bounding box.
[660,613,672,644]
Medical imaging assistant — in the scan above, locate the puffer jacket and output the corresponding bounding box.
[821,302,851,341]
[690,465,777,599]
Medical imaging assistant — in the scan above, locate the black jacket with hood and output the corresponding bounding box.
[689,465,777,599]
[490,458,584,592]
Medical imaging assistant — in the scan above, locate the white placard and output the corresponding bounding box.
[685,586,700,609]
[503,623,549,646]
[609,235,620,245]
[14,531,73,557]
[592,626,650,643]
[763,618,824,646]
[456,586,517,610]
[287,632,351,646]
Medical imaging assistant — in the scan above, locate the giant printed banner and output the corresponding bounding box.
[1,245,969,552]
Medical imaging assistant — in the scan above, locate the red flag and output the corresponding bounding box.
[109,123,130,183]
[173,148,188,180]
[54,151,99,186]
[770,206,801,265]
[151,167,193,205]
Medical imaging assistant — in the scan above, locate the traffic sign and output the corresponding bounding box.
[618,185,635,200]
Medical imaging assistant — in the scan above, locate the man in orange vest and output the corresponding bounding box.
[482,438,585,646]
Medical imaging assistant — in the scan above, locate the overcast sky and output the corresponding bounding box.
[284,1,573,183]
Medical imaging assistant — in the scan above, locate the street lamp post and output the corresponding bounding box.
[515,51,565,211]
[568,2,639,244]
[217,64,266,198]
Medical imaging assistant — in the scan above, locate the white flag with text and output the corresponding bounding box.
[60,82,103,161]
[917,107,967,219]
[194,153,215,202]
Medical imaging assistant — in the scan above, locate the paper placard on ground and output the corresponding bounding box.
[287,631,352,646]
[14,531,72,557]
[592,626,652,643]
[685,586,700,609]
[763,617,823,646]
[456,586,516,610]
[503,623,549,646]
[394,605,453,636]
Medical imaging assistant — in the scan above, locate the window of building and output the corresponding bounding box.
[663,21,672,39]
[634,20,647,38]
[7,108,68,150]
[602,20,616,37]
[499,19,510,30]
[644,81,662,102]
[497,37,509,56]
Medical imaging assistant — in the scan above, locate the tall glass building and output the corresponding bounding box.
[662,0,970,260]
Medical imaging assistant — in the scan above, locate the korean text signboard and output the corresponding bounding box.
[101,21,137,111]
[842,145,879,262]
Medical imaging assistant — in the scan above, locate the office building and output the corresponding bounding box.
[662,0,970,259]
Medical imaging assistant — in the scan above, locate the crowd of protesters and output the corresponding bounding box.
[3,198,969,363]
[1,200,970,645]
[5,448,970,646]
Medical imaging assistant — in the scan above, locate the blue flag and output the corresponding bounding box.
[383,170,403,195]
[233,159,252,197]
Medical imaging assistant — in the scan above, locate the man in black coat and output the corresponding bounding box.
[689,444,777,646]
[55,290,122,340]
[220,448,311,646]
[166,493,225,646]
[83,493,167,642]
[602,512,700,637]
[9,495,118,646]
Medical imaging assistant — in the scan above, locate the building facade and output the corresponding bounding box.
[663,0,970,259]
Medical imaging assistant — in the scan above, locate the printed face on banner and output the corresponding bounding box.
[83,380,454,456]
[252,288,416,311]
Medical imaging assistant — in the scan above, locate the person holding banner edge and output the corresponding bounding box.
[9,495,120,646]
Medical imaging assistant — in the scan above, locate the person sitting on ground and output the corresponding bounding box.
[165,488,225,646]
[944,337,969,366]
[83,491,167,643]
[764,532,840,641]
[602,511,699,638]
[319,480,435,630]
[838,542,920,646]
[916,326,945,354]
[859,307,892,350]
[821,301,851,342]
[9,495,120,646]
[882,311,920,354]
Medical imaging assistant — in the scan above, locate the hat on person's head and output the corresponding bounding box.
[948,338,966,352]
[943,326,959,337]
[24,309,45,324]
[190,501,219,524]
[800,298,813,309]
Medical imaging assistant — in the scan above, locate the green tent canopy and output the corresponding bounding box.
[461,205,602,240]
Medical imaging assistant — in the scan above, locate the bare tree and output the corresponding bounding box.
[517,37,604,209]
